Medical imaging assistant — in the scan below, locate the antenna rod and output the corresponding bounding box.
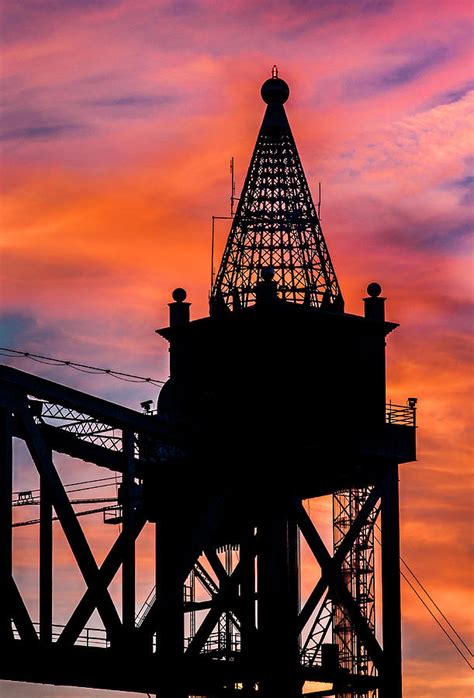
[318,182,322,220]
[211,216,216,291]
[230,157,236,217]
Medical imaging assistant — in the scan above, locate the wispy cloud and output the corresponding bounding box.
[0,122,84,141]
[1,1,473,696]
[88,92,176,109]
[428,79,474,108]
[346,45,451,96]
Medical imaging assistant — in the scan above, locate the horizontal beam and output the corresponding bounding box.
[37,423,133,473]
[0,641,382,694]
[0,365,170,436]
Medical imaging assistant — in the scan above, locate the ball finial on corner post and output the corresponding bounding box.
[169,287,190,326]
[364,282,386,321]
[367,282,382,298]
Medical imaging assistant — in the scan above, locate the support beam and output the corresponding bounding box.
[121,429,135,635]
[240,526,256,690]
[257,502,301,698]
[0,407,13,643]
[0,365,170,437]
[10,577,38,642]
[19,403,122,643]
[381,463,402,697]
[296,487,381,633]
[40,469,53,643]
[295,498,384,671]
[139,497,230,642]
[58,514,146,646]
[155,518,185,698]
[186,559,244,657]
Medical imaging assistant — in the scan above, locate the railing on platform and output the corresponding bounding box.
[12,622,110,647]
[385,402,416,427]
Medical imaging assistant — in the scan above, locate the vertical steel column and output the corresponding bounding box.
[240,525,256,690]
[288,517,300,641]
[155,513,185,698]
[381,464,402,698]
[224,544,233,659]
[258,501,300,698]
[0,407,13,642]
[122,430,135,635]
[40,469,53,643]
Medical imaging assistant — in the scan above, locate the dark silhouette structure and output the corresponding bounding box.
[0,69,416,697]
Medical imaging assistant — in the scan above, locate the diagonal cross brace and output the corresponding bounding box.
[185,558,245,657]
[203,548,242,631]
[58,513,146,646]
[19,402,123,643]
[295,488,383,670]
[10,577,38,643]
[297,486,381,631]
[137,496,233,640]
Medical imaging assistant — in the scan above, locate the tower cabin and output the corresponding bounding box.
[151,70,415,508]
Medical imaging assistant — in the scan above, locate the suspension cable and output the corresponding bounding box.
[374,529,473,669]
[375,522,472,658]
[401,567,473,670]
[0,347,165,386]
[401,557,473,658]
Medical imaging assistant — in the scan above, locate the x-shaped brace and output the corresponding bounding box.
[294,486,383,670]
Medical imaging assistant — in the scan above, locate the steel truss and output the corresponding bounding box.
[212,85,343,311]
[333,487,378,698]
[0,364,403,696]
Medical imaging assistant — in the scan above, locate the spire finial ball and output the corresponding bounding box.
[367,282,382,298]
[261,68,290,104]
[172,287,187,303]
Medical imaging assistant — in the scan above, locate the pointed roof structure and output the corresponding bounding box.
[212,67,344,312]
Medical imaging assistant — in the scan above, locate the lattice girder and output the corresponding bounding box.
[212,73,343,311]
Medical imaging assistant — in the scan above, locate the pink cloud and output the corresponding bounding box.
[1,1,473,695]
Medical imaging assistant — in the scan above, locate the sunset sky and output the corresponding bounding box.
[1,0,473,696]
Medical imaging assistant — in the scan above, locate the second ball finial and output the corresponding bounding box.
[172,287,187,303]
[367,282,382,298]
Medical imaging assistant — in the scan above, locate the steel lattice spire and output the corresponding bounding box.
[212,67,344,311]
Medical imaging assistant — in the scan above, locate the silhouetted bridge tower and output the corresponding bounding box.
[0,69,416,697]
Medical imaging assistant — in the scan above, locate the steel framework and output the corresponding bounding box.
[333,487,378,697]
[0,70,417,698]
[212,68,343,311]
[0,363,414,695]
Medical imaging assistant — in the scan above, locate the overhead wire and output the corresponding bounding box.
[374,528,473,669]
[58,482,120,495]
[400,557,473,658]
[0,347,165,386]
[12,504,119,528]
[400,567,473,670]
[374,521,472,658]
[13,476,118,497]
